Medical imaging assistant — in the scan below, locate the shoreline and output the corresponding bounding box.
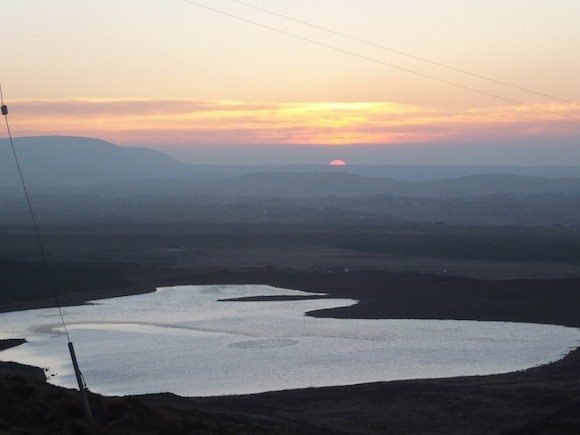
[2,269,580,433]
[2,299,578,399]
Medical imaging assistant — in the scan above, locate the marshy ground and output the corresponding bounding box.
[2,222,580,433]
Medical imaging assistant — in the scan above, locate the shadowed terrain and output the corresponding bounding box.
[2,266,580,434]
[2,137,580,433]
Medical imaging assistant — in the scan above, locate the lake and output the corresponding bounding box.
[1,284,579,397]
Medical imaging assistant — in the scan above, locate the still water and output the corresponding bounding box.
[1,285,579,397]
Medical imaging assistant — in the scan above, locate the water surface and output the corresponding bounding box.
[1,285,578,397]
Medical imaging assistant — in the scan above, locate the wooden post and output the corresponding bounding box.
[68,341,93,420]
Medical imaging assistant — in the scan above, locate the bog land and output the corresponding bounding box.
[2,222,580,433]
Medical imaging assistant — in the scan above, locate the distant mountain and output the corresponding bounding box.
[185,164,580,182]
[415,174,580,197]
[0,136,189,187]
[2,135,580,198]
[191,172,580,198]
[200,172,408,198]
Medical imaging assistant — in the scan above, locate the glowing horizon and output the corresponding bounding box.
[5,98,579,148]
[2,1,579,164]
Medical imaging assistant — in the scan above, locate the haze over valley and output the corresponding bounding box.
[2,136,580,227]
[2,1,580,432]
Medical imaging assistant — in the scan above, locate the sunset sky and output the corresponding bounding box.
[2,0,579,164]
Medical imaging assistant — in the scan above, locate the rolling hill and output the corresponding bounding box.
[2,135,580,199]
[0,136,189,187]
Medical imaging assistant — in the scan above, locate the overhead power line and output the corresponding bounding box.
[1,84,70,342]
[231,0,571,104]
[1,83,93,420]
[181,0,580,123]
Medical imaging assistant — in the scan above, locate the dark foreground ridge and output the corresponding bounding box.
[2,269,580,433]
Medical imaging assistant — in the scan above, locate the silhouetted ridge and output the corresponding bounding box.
[0,136,188,186]
[3,135,580,198]
[200,172,580,198]
[416,174,580,197]
[201,172,408,197]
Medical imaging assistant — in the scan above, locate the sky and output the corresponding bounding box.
[1,0,579,165]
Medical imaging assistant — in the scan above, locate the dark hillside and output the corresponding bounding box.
[0,136,188,186]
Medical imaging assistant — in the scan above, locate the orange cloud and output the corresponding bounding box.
[3,98,579,146]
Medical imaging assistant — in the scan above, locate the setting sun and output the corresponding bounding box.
[329,159,347,166]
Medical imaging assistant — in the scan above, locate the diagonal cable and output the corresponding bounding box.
[182,0,580,123]
[1,83,72,342]
[231,0,571,104]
